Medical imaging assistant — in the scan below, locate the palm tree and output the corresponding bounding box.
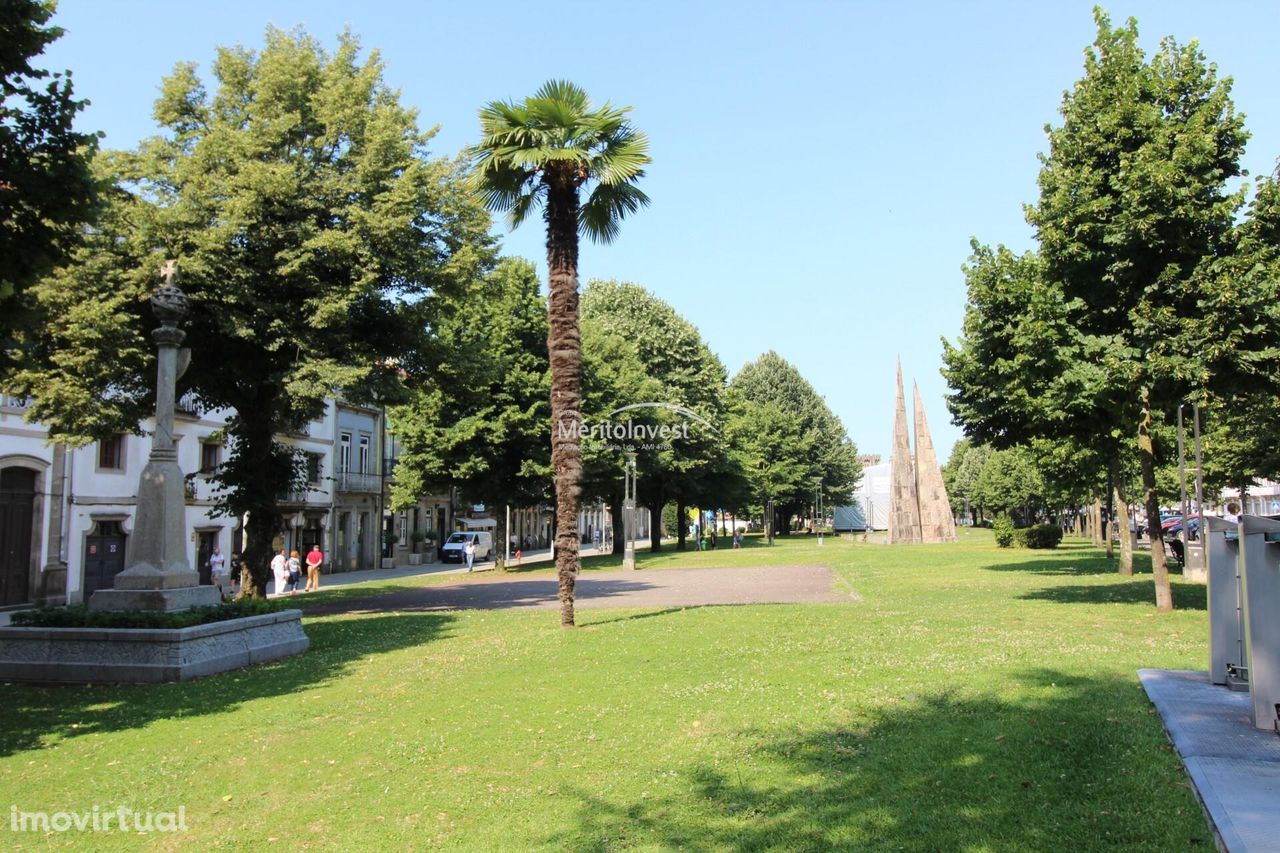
[469,80,650,627]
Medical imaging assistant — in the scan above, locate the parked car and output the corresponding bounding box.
[440,531,493,563]
[1161,515,1201,539]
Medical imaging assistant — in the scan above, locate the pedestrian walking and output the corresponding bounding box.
[208,546,228,600]
[270,548,289,595]
[464,538,476,572]
[304,544,323,591]
[286,549,302,594]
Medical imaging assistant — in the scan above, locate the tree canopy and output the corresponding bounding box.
[12,27,494,595]
[0,0,99,374]
[729,351,861,532]
[944,10,1255,611]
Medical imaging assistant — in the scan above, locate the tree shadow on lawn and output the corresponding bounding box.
[0,611,454,759]
[983,546,1157,577]
[548,669,1212,852]
[1020,579,1207,610]
[302,578,657,616]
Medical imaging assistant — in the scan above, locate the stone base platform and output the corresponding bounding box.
[0,610,308,684]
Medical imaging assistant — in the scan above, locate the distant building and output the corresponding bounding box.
[834,459,891,531]
[0,395,392,607]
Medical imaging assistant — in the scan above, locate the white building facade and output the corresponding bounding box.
[0,396,390,607]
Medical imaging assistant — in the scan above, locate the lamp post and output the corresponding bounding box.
[623,451,637,570]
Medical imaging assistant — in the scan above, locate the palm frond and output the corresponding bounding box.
[470,80,649,236]
[580,181,650,244]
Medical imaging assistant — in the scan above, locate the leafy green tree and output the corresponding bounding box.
[972,446,1046,523]
[943,439,993,523]
[389,258,551,568]
[729,351,861,533]
[469,80,650,628]
[1192,165,1280,495]
[1027,11,1247,611]
[1,0,99,374]
[725,395,813,544]
[580,279,731,552]
[13,28,493,596]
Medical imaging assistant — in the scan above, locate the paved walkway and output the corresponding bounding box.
[305,563,855,616]
[268,544,611,597]
[1139,669,1280,852]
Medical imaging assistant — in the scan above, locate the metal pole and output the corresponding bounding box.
[1192,403,1205,518]
[505,504,510,564]
[1177,405,1190,561]
[623,452,636,570]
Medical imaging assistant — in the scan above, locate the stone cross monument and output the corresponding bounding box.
[89,262,220,611]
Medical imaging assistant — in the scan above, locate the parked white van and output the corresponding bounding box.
[441,531,493,563]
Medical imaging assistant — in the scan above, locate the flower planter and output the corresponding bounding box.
[0,609,308,684]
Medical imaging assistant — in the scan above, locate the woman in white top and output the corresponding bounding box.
[270,549,289,595]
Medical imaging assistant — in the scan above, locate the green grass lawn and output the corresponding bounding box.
[2,531,1213,851]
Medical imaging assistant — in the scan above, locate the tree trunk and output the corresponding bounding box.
[545,177,582,628]
[610,495,624,556]
[766,499,775,545]
[1114,483,1133,576]
[1090,499,1103,548]
[234,410,284,599]
[495,506,509,572]
[650,504,662,552]
[1105,509,1114,559]
[676,499,687,550]
[1138,393,1174,612]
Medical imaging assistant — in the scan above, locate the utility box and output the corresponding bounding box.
[1238,515,1280,732]
[1204,516,1243,687]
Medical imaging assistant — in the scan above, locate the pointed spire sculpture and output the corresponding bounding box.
[888,360,922,543]
[914,380,957,543]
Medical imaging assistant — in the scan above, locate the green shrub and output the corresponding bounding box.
[1012,527,1029,548]
[993,514,1016,548]
[1025,523,1064,549]
[11,598,287,629]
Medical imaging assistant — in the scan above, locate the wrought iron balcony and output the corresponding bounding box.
[334,470,382,493]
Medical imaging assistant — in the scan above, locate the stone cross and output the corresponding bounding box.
[89,260,218,611]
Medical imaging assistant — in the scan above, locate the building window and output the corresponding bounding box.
[339,432,352,473]
[306,452,323,485]
[358,434,370,474]
[200,442,222,475]
[98,434,125,471]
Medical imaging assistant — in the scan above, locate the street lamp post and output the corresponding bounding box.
[623,451,637,570]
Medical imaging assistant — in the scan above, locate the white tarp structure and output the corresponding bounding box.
[835,460,891,531]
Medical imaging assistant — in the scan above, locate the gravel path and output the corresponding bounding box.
[305,564,856,615]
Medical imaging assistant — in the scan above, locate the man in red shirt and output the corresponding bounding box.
[305,545,324,592]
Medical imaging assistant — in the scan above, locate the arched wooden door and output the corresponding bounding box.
[0,467,36,606]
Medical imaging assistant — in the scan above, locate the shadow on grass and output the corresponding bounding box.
[548,669,1212,851]
[302,577,660,616]
[0,611,454,758]
[295,579,448,609]
[1020,579,1207,610]
[983,547,1155,577]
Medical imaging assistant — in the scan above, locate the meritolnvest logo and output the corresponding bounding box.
[556,402,717,450]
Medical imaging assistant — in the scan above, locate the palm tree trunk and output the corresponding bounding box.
[546,180,582,627]
[1138,393,1174,611]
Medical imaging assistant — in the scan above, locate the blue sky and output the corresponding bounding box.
[42,1,1280,463]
